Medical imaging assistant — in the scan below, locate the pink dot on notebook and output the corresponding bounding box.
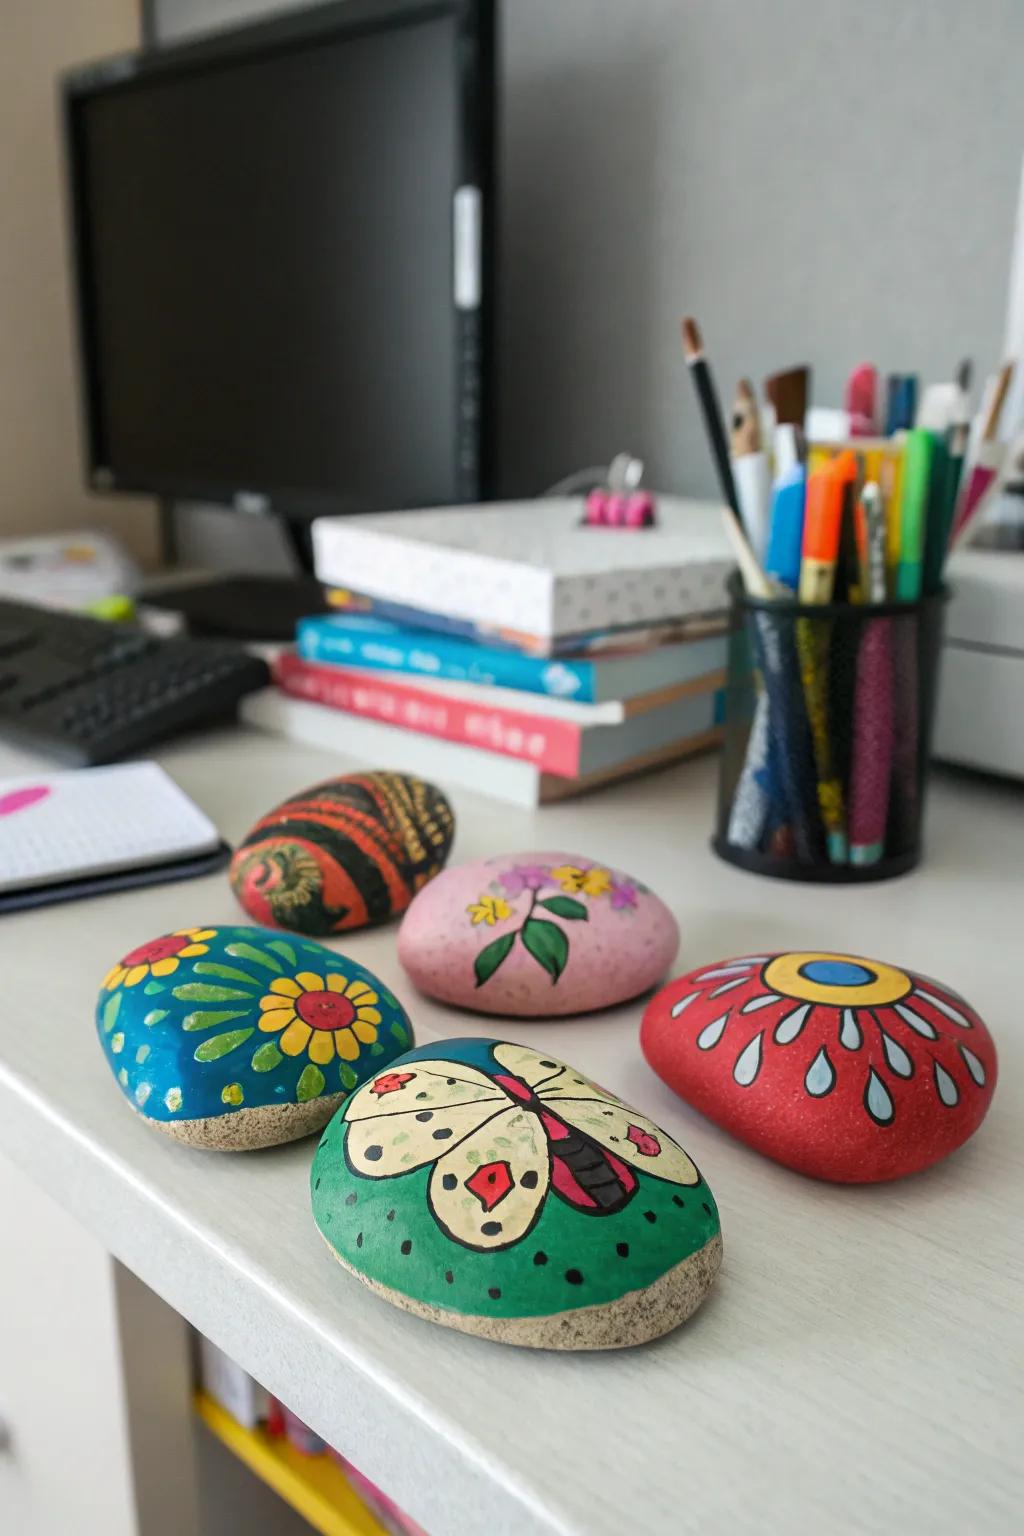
[0,784,51,817]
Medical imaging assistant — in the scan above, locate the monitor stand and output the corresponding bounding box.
[143,511,335,641]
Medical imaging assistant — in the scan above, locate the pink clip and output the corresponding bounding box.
[582,488,656,528]
[584,489,609,526]
[605,493,628,525]
[625,491,656,527]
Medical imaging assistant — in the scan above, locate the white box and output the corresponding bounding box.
[312,496,732,643]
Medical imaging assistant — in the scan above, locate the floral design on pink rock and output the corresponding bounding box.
[466,858,647,989]
[551,864,612,897]
[499,864,551,897]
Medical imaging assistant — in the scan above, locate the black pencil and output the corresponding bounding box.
[681,316,741,520]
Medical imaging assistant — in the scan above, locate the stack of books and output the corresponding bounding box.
[242,498,734,806]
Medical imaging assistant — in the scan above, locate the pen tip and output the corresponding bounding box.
[681,316,703,360]
[956,357,972,393]
[737,377,756,404]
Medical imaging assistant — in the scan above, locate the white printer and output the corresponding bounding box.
[934,546,1024,779]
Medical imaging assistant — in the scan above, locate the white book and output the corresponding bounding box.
[196,1335,269,1430]
[0,762,221,895]
[240,689,723,808]
[311,496,732,644]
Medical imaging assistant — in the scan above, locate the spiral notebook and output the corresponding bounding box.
[0,762,228,912]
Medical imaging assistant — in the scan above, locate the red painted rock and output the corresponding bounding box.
[641,951,997,1183]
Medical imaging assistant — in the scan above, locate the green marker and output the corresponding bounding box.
[922,436,953,594]
[896,428,934,601]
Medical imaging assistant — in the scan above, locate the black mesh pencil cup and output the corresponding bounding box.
[714,576,948,882]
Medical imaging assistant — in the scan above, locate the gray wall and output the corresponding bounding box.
[152,0,1024,565]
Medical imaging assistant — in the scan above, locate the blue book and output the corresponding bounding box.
[296,615,727,705]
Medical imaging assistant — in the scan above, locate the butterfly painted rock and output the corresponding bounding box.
[641,951,997,1183]
[311,1038,721,1348]
[397,852,679,1016]
[230,771,455,936]
[96,924,414,1150]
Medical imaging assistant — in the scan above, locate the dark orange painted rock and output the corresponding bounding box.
[230,771,454,936]
[641,950,997,1183]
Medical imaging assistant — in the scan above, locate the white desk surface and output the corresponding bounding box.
[0,730,1020,1536]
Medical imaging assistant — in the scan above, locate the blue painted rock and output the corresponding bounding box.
[230,771,455,936]
[397,852,679,1016]
[311,1037,721,1348]
[96,925,414,1150]
[641,950,998,1182]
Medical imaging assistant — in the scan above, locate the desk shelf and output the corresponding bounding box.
[194,1392,389,1536]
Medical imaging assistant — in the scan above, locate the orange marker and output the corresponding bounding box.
[832,448,859,486]
[799,467,844,603]
[830,450,862,601]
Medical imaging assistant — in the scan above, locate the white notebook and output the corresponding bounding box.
[0,763,221,895]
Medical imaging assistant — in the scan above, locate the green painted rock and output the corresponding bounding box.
[311,1037,722,1349]
[96,925,414,1150]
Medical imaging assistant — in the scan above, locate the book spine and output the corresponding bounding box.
[296,619,597,702]
[275,656,584,775]
[322,591,547,654]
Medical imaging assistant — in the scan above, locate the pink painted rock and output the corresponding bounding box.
[397,852,679,1017]
[641,950,998,1183]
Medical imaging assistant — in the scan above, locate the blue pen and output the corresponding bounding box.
[764,423,806,591]
[728,425,806,854]
[885,374,918,435]
[765,465,807,591]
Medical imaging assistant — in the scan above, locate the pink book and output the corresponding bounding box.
[274,654,586,776]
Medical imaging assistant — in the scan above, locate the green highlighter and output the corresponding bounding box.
[896,428,935,601]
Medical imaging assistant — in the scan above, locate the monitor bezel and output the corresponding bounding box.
[61,0,496,520]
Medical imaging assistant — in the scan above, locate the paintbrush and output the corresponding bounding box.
[681,317,740,515]
[730,378,771,559]
[730,378,761,456]
[681,319,770,596]
[952,360,1014,545]
[764,365,810,430]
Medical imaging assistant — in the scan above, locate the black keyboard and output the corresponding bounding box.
[0,599,270,764]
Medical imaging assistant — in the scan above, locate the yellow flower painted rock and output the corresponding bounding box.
[96,925,414,1150]
[398,852,679,1017]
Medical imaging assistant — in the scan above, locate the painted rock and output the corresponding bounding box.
[397,852,678,1016]
[230,771,455,936]
[641,950,997,1183]
[96,924,414,1150]
[311,1037,721,1348]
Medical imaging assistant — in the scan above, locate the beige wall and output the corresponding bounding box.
[0,0,158,564]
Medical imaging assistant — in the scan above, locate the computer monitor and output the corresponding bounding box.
[62,0,496,530]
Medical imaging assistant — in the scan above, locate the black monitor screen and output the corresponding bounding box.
[69,8,476,513]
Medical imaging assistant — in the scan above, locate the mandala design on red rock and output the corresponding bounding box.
[662,951,993,1127]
